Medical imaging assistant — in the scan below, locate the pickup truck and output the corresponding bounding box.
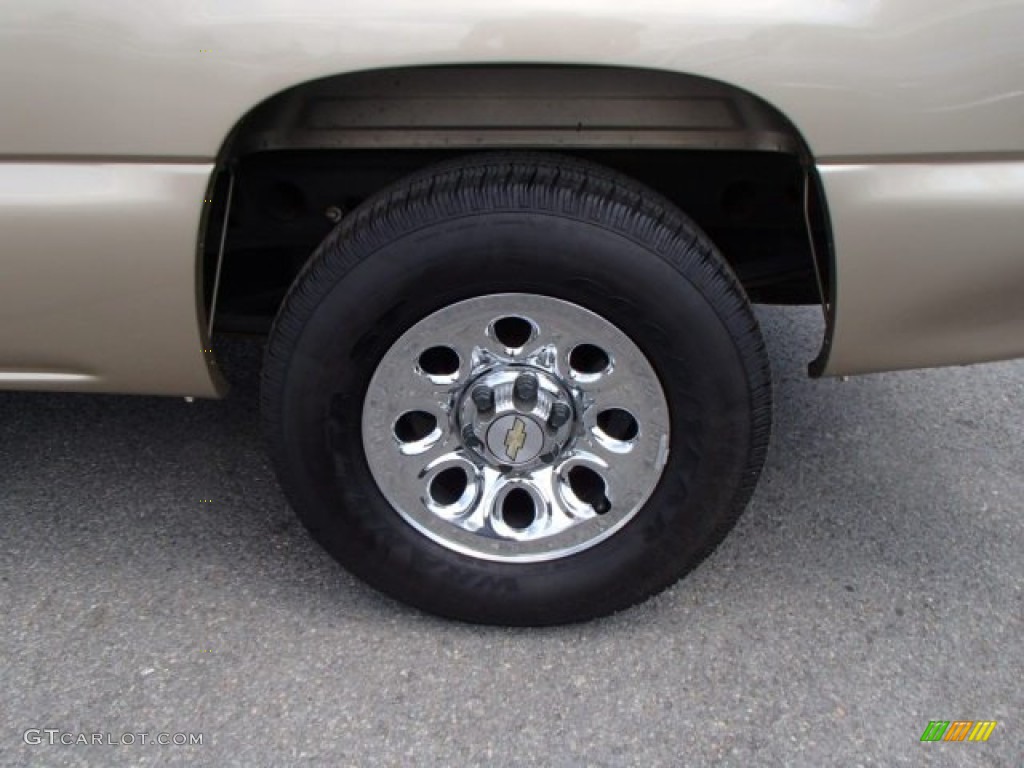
[2,1,1021,624]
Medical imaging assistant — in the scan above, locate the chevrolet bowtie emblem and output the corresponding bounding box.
[504,417,529,461]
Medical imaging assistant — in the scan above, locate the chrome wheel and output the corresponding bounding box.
[362,293,671,563]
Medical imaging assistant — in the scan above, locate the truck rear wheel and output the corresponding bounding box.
[261,153,771,625]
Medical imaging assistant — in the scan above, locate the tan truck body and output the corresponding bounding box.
[1,1,1022,395]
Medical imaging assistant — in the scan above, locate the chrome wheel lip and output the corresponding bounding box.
[361,293,671,564]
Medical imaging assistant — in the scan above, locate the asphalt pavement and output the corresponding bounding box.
[1,306,1020,767]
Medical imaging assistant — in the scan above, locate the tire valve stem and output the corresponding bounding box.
[513,372,539,407]
[547,402,571,431]
[471,385,495,414]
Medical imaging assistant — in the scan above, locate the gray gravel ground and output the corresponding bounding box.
[0,307,1020,767]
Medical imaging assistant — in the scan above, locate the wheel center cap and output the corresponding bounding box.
[457,363,576,469]
[486,414,545,465]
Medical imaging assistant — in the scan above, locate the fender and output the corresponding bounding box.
[0,1,1021,393]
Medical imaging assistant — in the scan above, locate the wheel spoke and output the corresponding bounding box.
[577,368,638,404]
[408,444,462,481]
[575,436,653,507]
[454,466,501,533]
[547,475,599,529]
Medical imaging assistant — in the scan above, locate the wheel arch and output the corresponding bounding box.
[200,64,834,369]
[219,64,812,156]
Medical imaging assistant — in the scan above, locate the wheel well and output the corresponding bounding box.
[202,65,832,334]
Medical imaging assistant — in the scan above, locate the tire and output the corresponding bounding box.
[261,152,771,625]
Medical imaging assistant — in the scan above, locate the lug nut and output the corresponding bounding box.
[547,402,571,430]
[471,385,495,413]
[462,424,482,448]
[513,372,539,405]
